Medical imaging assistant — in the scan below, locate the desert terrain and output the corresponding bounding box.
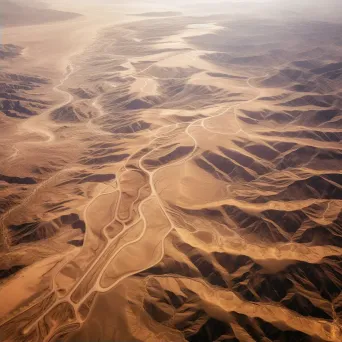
[0,0,342,341]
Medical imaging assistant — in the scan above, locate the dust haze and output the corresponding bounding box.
[1,0,342,341]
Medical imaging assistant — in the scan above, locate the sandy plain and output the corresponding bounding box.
[0,0,342,341]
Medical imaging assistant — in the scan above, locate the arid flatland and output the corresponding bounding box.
[1,0,342,341]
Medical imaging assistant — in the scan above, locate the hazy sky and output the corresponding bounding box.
[9,0,342,22]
